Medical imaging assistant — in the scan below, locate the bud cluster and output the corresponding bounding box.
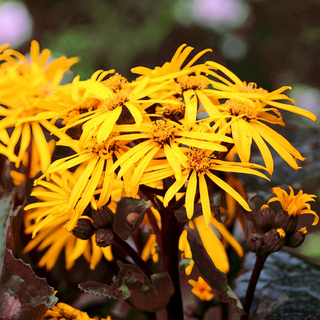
[245,204,307,254]
[71,206,115,247]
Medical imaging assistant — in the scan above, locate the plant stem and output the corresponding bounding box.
[160,206,184,320]
[113,232,153,279]
[241,252,269,320]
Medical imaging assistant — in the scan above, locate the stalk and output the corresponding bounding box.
[160,206,184,320]
[241,252,269,320]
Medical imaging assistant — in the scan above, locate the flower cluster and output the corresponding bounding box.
[0,41,317,282]
[246,186,318,254]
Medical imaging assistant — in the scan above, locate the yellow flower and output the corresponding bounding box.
[24,168,122,270]
[206,61,317,122]
[41,302,112,320]
[188,276,214,301]
[57,71,176,146]
[133,44,222,124]
[203,62,317,174]
[111,120,233,194]
[268,186,318,225]
[24,212,113,271]
[35,132,128,230]
[163,147,269,227]
[10,139,55,185]
[0,40,78,172]
[132,43,212,79]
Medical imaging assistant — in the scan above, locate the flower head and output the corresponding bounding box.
[268,186,318,225]
[188,276,214,301]
[41,302,112,320]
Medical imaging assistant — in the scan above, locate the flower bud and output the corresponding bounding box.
[95,228,114,247]
[72,218,95,240]
[255,205,275,232]
[263,228,286,253]
[274,209,298,234]
[246,233,263,253]
[126,212,139,227]
[285,226,307,248]
[92,206,114,228]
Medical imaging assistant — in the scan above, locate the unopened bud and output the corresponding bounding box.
[72,218,95,240]
[285,226,307,248]
[246,233,263,253]
[92,206,114,228]
[255,205,275,232]
[126,212,139,227]
[95,228,114,247]
[274,209,298,234]
[263,228,286,253]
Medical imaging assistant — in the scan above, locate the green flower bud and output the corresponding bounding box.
[255,204,275,232]
[95,228,114,247]
[246,233,263,253]
[72,218,95,240]
[285,226,307,248]
[274,209,298,234]
[263,228,286,253]
[92,206,114,228]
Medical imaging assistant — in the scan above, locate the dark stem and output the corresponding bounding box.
[160,206,184,320]
[241,252,269,320]
[113,232,153,279]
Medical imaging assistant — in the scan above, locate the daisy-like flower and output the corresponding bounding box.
[24,169,121,270]
[25,170,83,237]
[111,120,233,193]
[56,70,177,147]
[10,139,55,185]
[188,276,214,301]
[36,132,129,230]
[0,40,78,172]
[41,302,112,320]
[24,211,113,271]
[132,43,212,80]
[203,62,317,174]
[163,147,269,227]
[206,60,317,121]
[267,186,318,225]
[133,44,222,124]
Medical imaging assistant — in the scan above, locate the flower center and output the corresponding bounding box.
[224,99,260,121]
[176,75,209,91]
[185,148,213,173]
[101,90,129,111]
[102,73,129,92]
[87,133,120,158]
[162,100,185,122]
[149,120,176,146]
[238,81,268,94]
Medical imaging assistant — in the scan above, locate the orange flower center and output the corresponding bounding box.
[101,90,129,111]
[238,81,268,94]
[185,148,213,172]
[102,73,129,93]
[149,120,176,146]
[224,99,260,121]
[176,75,209,91]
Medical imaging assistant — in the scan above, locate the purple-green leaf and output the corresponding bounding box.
[113,197,150,240]
[79,262,174,312]
[0,249,57,320]
[186,224,243,316]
